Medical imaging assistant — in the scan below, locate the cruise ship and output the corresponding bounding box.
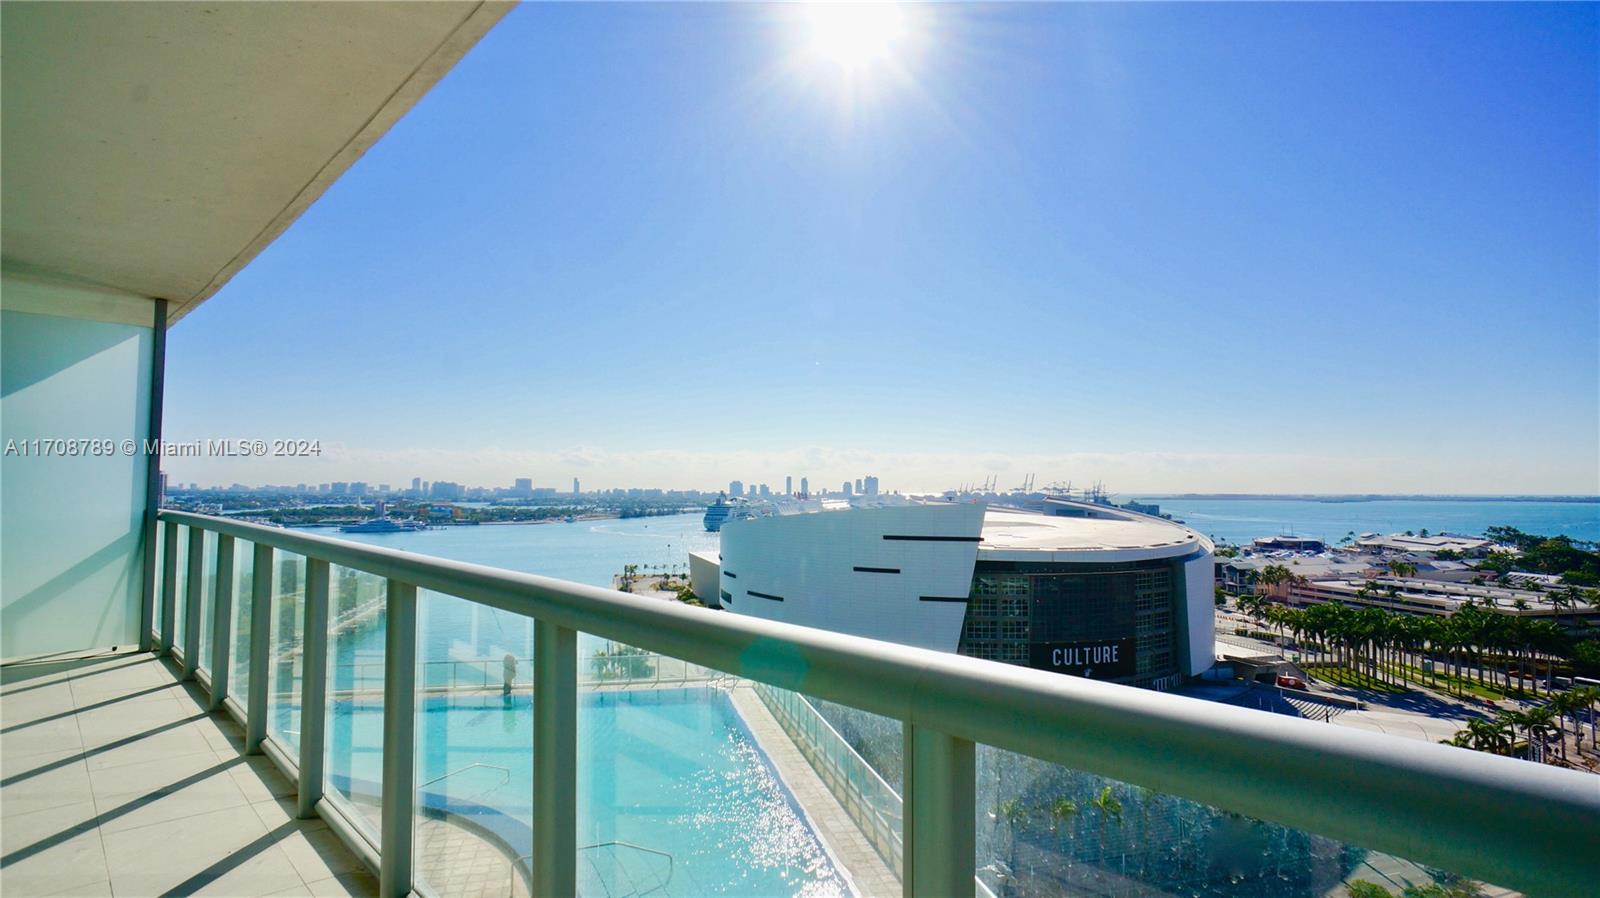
[702,494,759,532]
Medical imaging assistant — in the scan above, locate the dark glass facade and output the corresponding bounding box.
[957,558,1181,688]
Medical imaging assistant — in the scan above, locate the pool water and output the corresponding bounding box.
[322,687,849,898]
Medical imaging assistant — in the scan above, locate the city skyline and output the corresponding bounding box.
[162,2,1599,494]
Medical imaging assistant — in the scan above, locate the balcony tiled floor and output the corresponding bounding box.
[0,649,376,898]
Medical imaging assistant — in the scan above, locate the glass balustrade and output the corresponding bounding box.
[267,552,307,753]
[228,540,255,704]
[324,564,389,840]
[171,524,188,661]
[196,528,217,675]
[143,512,1590,898]
[413,591,534,898]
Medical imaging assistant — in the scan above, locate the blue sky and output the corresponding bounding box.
[165,2,1599,494]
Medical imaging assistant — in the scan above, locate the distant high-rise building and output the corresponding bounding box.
[758,483,771,497]
[350,481,368,497]
[158,471,168,501]
[864,475,879,496]
[378,483,390,493]
[800,477,809,497]
[573,477,581,495]
[855,478,863,494]
[331,482,349,496]
[843,482,853,496]
[729,480,743,497]
[411,477,423,493]
[785,476,793,496]
[511,477,533,498]
[431,481,464,500]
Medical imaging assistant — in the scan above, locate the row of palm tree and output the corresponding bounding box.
[1443,686,1600,763]
[1236,591,1579,698]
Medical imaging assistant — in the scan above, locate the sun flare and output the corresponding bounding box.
[802,2,912,72]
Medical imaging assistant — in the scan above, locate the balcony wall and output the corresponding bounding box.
[1,273,156,658]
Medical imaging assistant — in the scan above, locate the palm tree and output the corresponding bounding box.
[1462,717,1513,755]
[993,797,1028,889]
[1090,786,1123,871]
[1388,559,1418,579]
[1257,564,1292,601]
[1048,796,1078,867]
[1519,704,1559,762]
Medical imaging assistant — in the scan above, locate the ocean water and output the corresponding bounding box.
[322,512,719,586]
[1134,497,1600,546]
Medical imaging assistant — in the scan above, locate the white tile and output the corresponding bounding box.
[303,869,379,898]
[0,801,109,890]
[0,748,94,819]
[111,846,306,898]
[0,685,79,724]
[80,724,217,772]
[88,752,249,834]
[102,804,267,880]
[275,824,365,883]
[229,755,298,804]
[0,716,84,761]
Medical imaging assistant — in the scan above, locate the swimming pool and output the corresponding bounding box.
[319,686,850,897]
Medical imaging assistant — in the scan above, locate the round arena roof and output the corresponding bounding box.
[979,508,1208,563]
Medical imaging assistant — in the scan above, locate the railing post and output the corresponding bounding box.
[159,521,179,655]
[208,535,235,711]
[533,618,577,898]
[182,526,205,679]
[297,558,330,819]
[245,543,274,754]
[380,580,417,898]
[902,722,974,898]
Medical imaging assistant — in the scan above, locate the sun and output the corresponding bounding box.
[801,2,912,73]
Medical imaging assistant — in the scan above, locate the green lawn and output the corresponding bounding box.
[1376,660,1527,702]
[1303,664,1407,695]
[1302,657,1543,703]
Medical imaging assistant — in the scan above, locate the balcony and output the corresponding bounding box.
[2,4,1596,897]
[4,511,1594,898]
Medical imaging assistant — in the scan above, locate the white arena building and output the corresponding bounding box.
[690,500,1215,690]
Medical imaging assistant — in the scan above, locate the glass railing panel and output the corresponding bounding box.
[324,564,388,840]
[413,591,534,898]
[196,529,217,674]
[228,540,256,704]
[759,686,905,884]
[151,520,165,642]
[267,551,307,753]
[578,644,848,898]
[962,741,1516,898]
[171,524,189,657]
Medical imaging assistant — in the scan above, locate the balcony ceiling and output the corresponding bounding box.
[1,1,511,324]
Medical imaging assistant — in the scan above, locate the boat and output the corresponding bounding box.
[340,500,426,533]
[704,494,753,532]
[340,517,424,533]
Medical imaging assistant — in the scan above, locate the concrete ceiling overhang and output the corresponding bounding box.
[1,1,513,325]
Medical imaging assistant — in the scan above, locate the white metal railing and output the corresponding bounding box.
[151,510,1598,898]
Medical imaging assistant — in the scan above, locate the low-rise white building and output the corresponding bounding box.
[698,500,1216,690]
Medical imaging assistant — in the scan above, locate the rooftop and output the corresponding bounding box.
[978,507,1207,561]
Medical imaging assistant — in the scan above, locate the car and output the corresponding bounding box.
[1276,674,1309,691]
